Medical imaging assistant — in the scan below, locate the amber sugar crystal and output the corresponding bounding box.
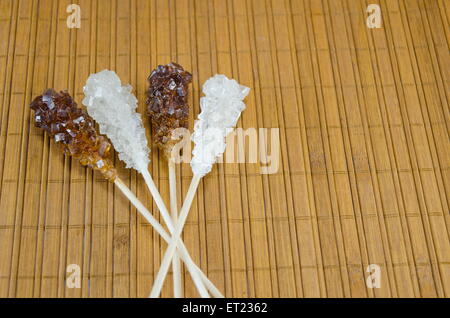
[30,89,117,181]
[146,62,192,155]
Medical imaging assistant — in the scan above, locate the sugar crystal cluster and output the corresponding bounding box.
[146,62,192,155]
[191,74,250,177]
[83,70,150,171]
[30,89,117,181]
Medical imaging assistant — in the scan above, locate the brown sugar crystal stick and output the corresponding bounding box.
[146,63,192,298]
[30,89,216,298]
[29,89,159,226]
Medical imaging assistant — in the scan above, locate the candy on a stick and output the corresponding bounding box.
[83,70,150,172]
[149,74,250,297]
[30,89,219,298]
[83,70,173,219]
[191,75,249,177]
[83,70,216,298]
[146,63,192,297]
[30,89,117,181]
[146,62,192,156]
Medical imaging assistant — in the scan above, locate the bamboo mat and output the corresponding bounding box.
[0,0,448,298]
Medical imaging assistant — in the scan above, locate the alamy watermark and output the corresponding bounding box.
[366,4,382,29]
[366,264,381,289]
[66,4,81,29]
[66,264,81,288]
[67,3,381,31]
[170,127,280,175]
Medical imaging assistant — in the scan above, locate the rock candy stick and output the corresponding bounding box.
[146,62,192,157]
[146,63,192,298]
[149,75,250,298]
[30,89,118,180]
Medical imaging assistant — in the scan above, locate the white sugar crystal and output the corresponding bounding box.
[191,74,250,177]
[83,70,150,171]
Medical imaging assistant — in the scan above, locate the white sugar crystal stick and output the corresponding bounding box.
[149,75,250,298]
[83,70,218,297]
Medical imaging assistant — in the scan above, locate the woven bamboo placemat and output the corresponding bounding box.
[0,0,448,297]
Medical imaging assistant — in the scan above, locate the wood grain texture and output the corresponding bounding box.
[0,0,448,298]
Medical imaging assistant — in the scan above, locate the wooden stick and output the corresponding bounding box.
[115,175,223,297]
[168,159,182,297]
[149,174,202,298]
[140,169,174,231]
[113,177,210,298]
[141,169,208,297]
